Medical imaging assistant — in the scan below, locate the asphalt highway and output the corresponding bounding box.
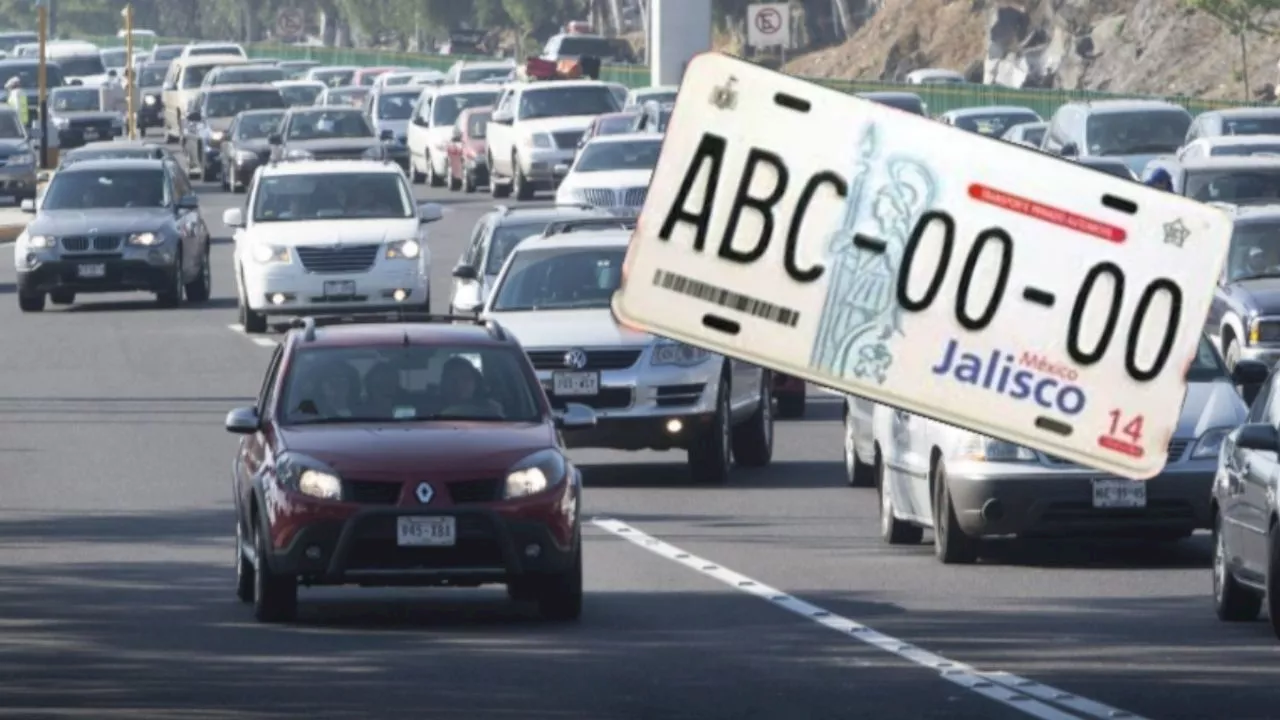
[0,146,1276,719]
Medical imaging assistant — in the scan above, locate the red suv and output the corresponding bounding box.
[223,314,597,623]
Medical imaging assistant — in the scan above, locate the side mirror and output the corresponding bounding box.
[490,111,511,125]
[380,128,394,141]
[450,126,462,142]
[1235,422,1280,453]
[268,133,282,145]
[553,162,569,175]
[187,110,201,122]
[176,193,198,210]
[452,264,478,280]
[554,402,597,430]
[1060,142,1079,157]
[19,198,35,213]
[1233,359,1270,406]
[224,406,261,434]
[418,201,443,224]
[222,207,244,228]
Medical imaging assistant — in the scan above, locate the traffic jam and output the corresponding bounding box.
[5,22,1280,720]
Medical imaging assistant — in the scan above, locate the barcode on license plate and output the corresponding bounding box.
[653,269,800,327]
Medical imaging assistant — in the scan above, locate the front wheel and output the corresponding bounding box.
[252,522,297,623]
[18,291,44,312]
[843,407,875,487]
[425,152,444,187]
[688,375,732,484]
[185,246,211,303]
[1214,513,1261,621]
[532,537,583,621]
[933,463,979,564]
[1225,338,1241,371]
[155,250,184,308]
[513,155,535,201]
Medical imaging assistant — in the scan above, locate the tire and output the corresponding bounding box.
[425,152,444,187]
[1267,524,1280,639]
[688,374,732,484]
[777,392,806,419]
[1225,337,1241,371]
[490,154,511,198]
[731,372,774,467]
[534,537,583,621]
[239,285,268,334]
[185,246,211,303]
[252,521,297,623]
[410,156,425,184]
[448,168,462,191]
[220,163,229,191]
[1213,512,1261,621]
[155,250,183,308]
[933,462,979,564]
[843,407,875,487]
[878,450,923,544]
[463,168,476,193]
[235,522,254,604]
[49,289,75,306]
[18,291,45,312]
[513,154,535,200]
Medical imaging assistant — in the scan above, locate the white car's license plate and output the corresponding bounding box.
[77,263,105,278]
[323,280,356,297]
[552,371,599,396]
[1091,478,1146,508]
[396,516,456,547]
[83,129,98,140]
[611,53,1233,480]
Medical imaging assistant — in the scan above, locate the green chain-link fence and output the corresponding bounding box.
[85,34,1258,117]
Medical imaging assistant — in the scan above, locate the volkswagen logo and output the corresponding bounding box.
[563,348,588,370]
[415,482,434,504]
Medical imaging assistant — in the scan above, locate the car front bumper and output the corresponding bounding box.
[262,481,579,587]
[947,461,1215,538]
[243,261,429,315]
[16,255,174,294]
[520,148,572,188]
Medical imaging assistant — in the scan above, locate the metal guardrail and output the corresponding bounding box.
[84,34,1265,117]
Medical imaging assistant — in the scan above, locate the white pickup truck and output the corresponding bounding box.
[484,79,621,201]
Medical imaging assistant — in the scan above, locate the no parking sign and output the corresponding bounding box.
[746,3,791,49]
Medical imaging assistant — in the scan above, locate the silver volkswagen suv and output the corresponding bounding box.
[482,218,775,483]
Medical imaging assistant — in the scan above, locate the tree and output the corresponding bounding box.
[1185,0,1280,99]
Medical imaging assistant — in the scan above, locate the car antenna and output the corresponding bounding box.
[402,329,410,346]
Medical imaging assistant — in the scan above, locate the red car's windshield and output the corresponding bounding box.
[279,345,544,424]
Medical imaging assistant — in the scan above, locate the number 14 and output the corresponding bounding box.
[1107,410,1144,443]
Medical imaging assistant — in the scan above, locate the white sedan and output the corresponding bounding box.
[553,133,660,210]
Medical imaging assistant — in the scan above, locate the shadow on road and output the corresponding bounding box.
[62,297,237,312]
[0,282,14,294]
[580,460,844,490]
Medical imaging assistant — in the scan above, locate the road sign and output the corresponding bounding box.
[746,3,790,49]
[275,7,304,39]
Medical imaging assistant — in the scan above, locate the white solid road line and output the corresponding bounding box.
[226,323,278,348]
[592,518,1146,720]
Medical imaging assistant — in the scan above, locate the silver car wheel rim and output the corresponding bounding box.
[761,382,772,447]
[719,388,730,467]
[1214,529,1225,600]
[880,478,892,534]
[844,415,856,478]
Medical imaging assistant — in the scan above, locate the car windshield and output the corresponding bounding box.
[213,67,285,84]
[486,221,558,275]
[1018,125,1047,145]
[181,65,216,88]
[279,345,542,425]
[634,90,677,106]
[459,66,513,83]
[251,172,412,222]
[518,85,618,120]
[1211,143,1280,157]
[1077,159,1134,179]
[1185,168,1280,204]
[0,35,35,53]
[42,168,167,210]
[1086,110,1190,155]
[1187,335,1229,382]
[58,56,105,76]
[492,246,625,311]
[377,92,416,119]
[235,112,283,139]
[312,68,354,87]
[278,84,322,106]
[432,91,499,125]
[1226,220,1280,282]
[0,64,63,89]
[861,94,924,114]
[189,46,240,57]
[138,64,168,86]
[575,139,661,172]
[325,87,368,105]
[52,89,100,112]
[1222,115,1280,135]
[152,46,183,62]
[466,111,491,138]
[205,89,284,117]
[597,114,638,135]
[285,110,372,139]
[955,112,1039,136]
[100,49,126,68]
[0,113,24,138]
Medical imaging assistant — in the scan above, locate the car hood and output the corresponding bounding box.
[28,207,173,235]
[285,136,381,151]
[521,115,597,134]
[0,138,33,155]
[487,308,654,349]
[277,422,555,475]
[1228,276,1280,310]
[240,218,418,246]
[562,169,652,190]
[234,138,273,153]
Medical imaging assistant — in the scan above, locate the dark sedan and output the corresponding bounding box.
[182,84,287,181]
[270,106,403,164]
[57,139,174,168]
[133,60,170,132]
[14,158,212,312]
[219,109,283,193]
[1206,205,1280,370]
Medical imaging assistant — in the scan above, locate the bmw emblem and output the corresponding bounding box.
[563,348,588,370]
[415,482,434,504]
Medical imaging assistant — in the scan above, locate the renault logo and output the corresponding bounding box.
[415,482,434,504]
[563,348,588,370]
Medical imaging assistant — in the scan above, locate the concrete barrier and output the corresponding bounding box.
[0,207,30,243]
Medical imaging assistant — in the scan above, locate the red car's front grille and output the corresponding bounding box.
[341,478,503,505]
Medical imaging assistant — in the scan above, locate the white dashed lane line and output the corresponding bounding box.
[592,518,1146,720]
[226,324,279,348]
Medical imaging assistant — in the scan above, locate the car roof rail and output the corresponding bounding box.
[292,312,504,341]
[492,202,596,215]
[542,215,637,237]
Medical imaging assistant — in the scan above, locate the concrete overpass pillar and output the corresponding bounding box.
[650,0,712,87]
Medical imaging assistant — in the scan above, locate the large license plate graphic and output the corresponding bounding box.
[611,53,1233,479]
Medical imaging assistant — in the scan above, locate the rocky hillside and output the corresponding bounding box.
[784,0,1280,101]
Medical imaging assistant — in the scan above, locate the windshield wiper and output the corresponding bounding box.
[286,415,392,425]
